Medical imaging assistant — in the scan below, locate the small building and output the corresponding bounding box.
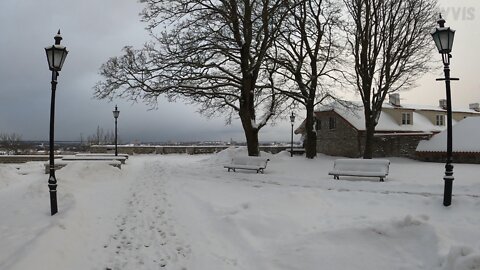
[416,117,480,163]
[307,94,480,158]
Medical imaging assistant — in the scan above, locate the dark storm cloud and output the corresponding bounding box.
[11,0,480,143]
[0,0,152,141]
[0,0,293,143]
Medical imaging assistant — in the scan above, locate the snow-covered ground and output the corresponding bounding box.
[1,148,480,270]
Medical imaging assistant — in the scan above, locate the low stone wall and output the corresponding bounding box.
[158,146,230,155]
[89,145,289,155]
[90,145,156,155]
[0,155,63,164]
[317,129,432,158]
[370,134,432,158]
[415,151,480,164]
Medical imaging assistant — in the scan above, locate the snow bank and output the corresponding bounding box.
[1,154,480,270]
[208,146,276,164]
[417,117,480,152]
[272,215,444,269]
[0,161,130,270]
[441,246,480,270]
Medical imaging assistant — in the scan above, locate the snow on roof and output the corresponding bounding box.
[317,101,454,133]
[416,117,480,152]
[381,102,478,114]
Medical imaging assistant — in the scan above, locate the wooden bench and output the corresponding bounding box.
[224,156,270,174]
[288,148,305,155]
[328,159,390,182]
[76,153,129,160]
[62,155,127,164]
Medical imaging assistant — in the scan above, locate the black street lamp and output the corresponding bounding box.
[290,112,295,157]
[431,15,457,206]
[44,30,68,216]
[113,105,120,156]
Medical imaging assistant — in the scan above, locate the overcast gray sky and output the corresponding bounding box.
[0,0,479,143]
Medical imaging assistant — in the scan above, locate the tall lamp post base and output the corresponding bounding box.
[48,177,58,215]
[443,163,454,206]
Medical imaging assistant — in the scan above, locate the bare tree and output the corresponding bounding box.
[86,126,115,145]
[0,132,23,154]
[344,0,437,158]
[95,0,288,156]
[270,0,344,158]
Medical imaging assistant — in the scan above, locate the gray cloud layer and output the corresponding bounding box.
[0,0,479,143]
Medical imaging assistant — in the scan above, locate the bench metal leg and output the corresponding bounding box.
[380,177,384,182]
[334,175,339,180]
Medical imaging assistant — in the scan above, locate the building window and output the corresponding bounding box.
[329,117,336,129]
[316,119,322,130]
[436,115,445,126]
[401,113,412,125]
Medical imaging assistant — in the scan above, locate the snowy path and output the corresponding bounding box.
[103,157,190,270]
[98,153,480,270]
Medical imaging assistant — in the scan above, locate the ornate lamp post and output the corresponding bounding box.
[45,30,68,215]
[290,112,295,157]
[113,105,120,156]
[431,15,457,206]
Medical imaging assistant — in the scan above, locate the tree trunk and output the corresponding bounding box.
[239,76,260,156]
[242,122,260,156]
[304,105,317,159]
[239,108,259,156]
[363,115,375,159]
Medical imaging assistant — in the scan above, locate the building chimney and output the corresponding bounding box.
[439,99,447,109]
[389,93,400,106]
[469,103,480,112]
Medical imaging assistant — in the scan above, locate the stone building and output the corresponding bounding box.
[302,94,480,158]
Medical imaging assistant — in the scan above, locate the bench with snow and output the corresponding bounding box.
[63,155,127,164]
[224,156,270,174]
[76,153,129,160]
[44,160,122,174]
[288,148,305,155]
[328,158,390,182]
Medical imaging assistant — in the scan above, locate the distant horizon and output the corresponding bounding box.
[19,139,300,145]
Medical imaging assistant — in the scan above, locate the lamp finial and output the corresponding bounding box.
[437,14,446,28]
[54,30,63,45]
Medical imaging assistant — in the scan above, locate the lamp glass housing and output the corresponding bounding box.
[45,45,68,71]
[431,27,455,54]
[290,113,295,124]
[113,108,120,119]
